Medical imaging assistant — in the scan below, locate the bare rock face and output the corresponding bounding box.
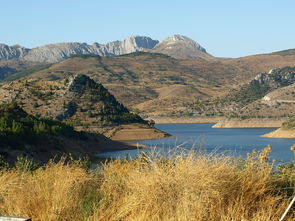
[156,34,206,52]
[0,44,29,60]
[153,34,212,59]
[104,35,159,55]
[252,66,295,87]
[0,34,212,62]
[24,42,96,63]
[22,36,159,63]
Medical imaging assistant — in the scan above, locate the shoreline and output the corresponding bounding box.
[262,128,295,139]
[105,124,170,141]
[148,117,221,124]
[212,118,287,128]
[95,142,147,155]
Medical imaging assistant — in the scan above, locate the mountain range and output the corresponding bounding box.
[1,35,295,130]
[0,34,212,63]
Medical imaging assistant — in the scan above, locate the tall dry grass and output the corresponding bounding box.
[0,150,294,221]
[0,160,100,221]
[90,152,292,221]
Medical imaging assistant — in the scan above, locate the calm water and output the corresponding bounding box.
[97,124,295,163]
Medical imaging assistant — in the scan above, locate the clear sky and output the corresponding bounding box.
[1,0,294,58]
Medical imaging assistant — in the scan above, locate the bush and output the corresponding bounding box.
[282,117,295,129]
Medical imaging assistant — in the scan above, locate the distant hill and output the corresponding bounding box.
[270,48,295,56]
[0,52,248,115]
[0,74,168,139]
[0,74,145,128]
[180,66,295,119]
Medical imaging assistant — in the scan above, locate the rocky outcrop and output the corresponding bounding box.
[252,67,295,87]
[103,35,159,55]
[0,44,29,60]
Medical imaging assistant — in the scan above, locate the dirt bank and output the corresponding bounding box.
[262,128,295,138]
[104,124,170,141]
[148,117,221,124]
[213,118,287,128]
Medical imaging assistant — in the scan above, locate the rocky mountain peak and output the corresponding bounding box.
[156,34,207,53]
[67,74,98,93]
[0,35,213,62]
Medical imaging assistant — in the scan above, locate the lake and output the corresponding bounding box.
[97,123,295,163]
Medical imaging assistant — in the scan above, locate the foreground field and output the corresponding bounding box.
[0,148,294,221]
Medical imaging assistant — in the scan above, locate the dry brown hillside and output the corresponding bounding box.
[5,53,249,116]
[224,54,295,74]
[0,73,169,139]
[2,50,295,117]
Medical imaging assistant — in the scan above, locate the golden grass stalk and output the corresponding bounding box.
[90,151,291,221]
[0,149,293,221]
[0,161,98,221]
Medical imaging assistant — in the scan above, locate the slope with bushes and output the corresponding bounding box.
[0,103,136,163]
[0,74,167,139]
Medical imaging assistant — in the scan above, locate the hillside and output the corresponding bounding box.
[0,74,168,139]
[1,46,295,120]
[0,59,46,80]
[175,66,295,118]
[0,53,250,116]
[205,66,295,128]
[0,103,135,163]
[262,117,295,138]
[225,67,295,118]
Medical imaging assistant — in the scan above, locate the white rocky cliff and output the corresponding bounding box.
[152,34,212,59]
[0,34,212,62]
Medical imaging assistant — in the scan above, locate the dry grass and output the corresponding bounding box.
[0,151,294,221]
[0,161,100,221]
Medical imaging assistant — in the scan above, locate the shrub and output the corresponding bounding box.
[282,117,295,129]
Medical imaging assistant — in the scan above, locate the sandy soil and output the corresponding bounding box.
[107,124,170,141]
[212,118,287,128]
[262,128,295,138]
[148,117,221,124]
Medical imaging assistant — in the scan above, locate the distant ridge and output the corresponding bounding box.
[270,48,295,56]
[0,35,212,62]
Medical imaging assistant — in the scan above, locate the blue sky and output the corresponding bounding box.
[1,0,294,58]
